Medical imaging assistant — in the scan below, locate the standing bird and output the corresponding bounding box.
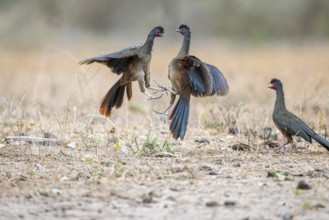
[269,78,329,151]
[79,26,164,117]
[166,24,229,140]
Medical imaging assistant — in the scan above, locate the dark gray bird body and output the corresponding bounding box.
[269,78,329,151]
[168,24,229,140]
[80,26,164,117]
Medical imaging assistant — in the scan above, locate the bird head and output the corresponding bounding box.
[268,78,282,90]
[152,26,165,37]
[176,24,191,36]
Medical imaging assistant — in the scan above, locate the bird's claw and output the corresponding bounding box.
[152,104,173,116]
[144,91,163,100]
[274,141,298,153]
[147,94,163,100]
[147,86,163,91]
[152,109,168,116]
[153,80,176,95]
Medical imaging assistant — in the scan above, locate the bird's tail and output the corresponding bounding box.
[312,134,329,151]
[169,95,190,140]
[99,81,132,117]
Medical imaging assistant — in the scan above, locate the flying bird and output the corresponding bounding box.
[80,26,164,117]
[164,24,229,140]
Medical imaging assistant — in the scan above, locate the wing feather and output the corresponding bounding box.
[79,45,141,75]
[205,63,229,96]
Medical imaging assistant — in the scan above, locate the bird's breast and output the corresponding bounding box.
[121,59,145,82]
[168,59,190,94]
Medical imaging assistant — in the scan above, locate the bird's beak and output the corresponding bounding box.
[157,33,165,37]
[176,29,183,35]
[268,84,276,90]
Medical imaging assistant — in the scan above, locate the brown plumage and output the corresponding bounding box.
[167,24,229,139]
[80,26,164,117]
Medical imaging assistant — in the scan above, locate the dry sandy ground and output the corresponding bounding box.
[0,124,328,220]
[1,44,329,219]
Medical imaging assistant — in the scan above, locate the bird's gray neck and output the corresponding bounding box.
[177,33,190,57]
[274,86,286,111]
[140,34,155,55]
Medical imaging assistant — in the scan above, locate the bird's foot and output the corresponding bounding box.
[144,91,163,100]
[152,104,173,116]
[291,143,299,152]
[153,81,176,95]
[275,142,297,153]
[152,109,168,116]
[275,146,287,153]
[147,86,165,92]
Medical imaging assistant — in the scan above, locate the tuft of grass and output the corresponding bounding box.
[137,134,174,156]
[114,141,121,150]
[138,134,158,156]
[267,171,286,181]
[271,133,278,141]
[27,170,36,178]
[96,172,106,179]
[129,104,146,116]
[161,139,174,153]
[294,189,304,196]
[319,124,328,139]
[84,155,96,165]
[300,201,324,211]
[301,201,313,210]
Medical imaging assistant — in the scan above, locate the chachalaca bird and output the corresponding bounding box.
[269,78,329,151]
[79,26,164,117]
[165,24,229,140]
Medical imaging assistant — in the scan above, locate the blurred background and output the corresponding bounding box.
[1,0,329,138]
[1,0,329,49]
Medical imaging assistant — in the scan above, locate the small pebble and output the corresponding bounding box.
[224,200,236,206]
[43,132,58,139]
[282,212,294,220]
[5,171,11,179]
[142,192,153,204]
[206,201,219,207]
[194,138,210,144]
[296,180,311,190]
[231,143,250,151]
[208,171,219,176]
[228,127,239,135]
[51,188,61,196]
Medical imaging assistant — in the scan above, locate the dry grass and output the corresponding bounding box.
[0,42,329,219]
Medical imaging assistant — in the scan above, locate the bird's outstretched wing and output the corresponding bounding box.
[175,55,212,97]
[79,45,141,75]
[176,56,229,97]
[205,63,229,96]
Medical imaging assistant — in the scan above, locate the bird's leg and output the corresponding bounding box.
[138,80,163,100]
[146,80,164,91]
[153,93,176,116]
[153,104,172,116]
[291,142,298,151]
[145,91,163,100]
[144,70,164,93]
[276,136,293,152]
[151,80,176,95]
[144,70,151,88]
[285,136,298,152]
